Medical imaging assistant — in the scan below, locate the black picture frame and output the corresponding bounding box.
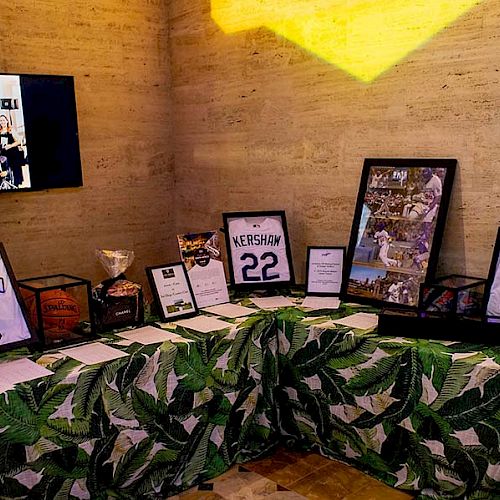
[305,246,345,296]
[0,242,39,353]
[483,227,500,324]
[222,210,295,289]
[342,158,456,309]
[146,262,199,322]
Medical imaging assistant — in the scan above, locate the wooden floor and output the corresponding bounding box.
[169,447,415,499]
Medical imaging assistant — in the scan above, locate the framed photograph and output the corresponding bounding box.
[146,262,199,322]
[177,231,229,308]
[0,242,39,352]
[483,228,500,324]
[306,246,345,296]
[342,158,456,308]
[223,211,295,289]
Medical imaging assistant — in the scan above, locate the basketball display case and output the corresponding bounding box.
[17,274,96,348]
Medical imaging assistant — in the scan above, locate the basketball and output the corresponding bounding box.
[30,289,80,333]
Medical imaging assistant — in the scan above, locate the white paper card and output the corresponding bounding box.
[301,296,341,310]
[307,248,343,294]
[333,313,378,330]
[203,303,256,318]
[0,358,53,394]
[250,296,294,310]
[61,343,129,365]
[117,326,192,344]
[175,316,233,333]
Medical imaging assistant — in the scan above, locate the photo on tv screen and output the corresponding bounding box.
[0,73,82,192]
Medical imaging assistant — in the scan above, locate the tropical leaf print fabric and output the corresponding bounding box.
[0,313,280,499]
[276,306,500,499]
[1,301,499,500]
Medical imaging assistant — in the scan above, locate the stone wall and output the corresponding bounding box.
[170,0,500,281]
[0,0,174,285]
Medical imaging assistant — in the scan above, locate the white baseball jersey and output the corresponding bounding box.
[424,175,443,198]
[374,230,390,247]
[228,217,290,284]
[387,283,401,303]
[0,260,32,346]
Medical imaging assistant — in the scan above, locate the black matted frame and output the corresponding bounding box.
[341,158,456,309]
[483,227,500,324]
[305,246,345,296]
[146,262,199,322]
[0,242,39,353]
[223,210,295,290]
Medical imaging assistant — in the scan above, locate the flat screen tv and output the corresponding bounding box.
[0,73,82,192]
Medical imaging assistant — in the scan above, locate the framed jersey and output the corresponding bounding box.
[483,227,500,325]
[223,211,295,289]
[0,242,39,353]
[342,158,456,309]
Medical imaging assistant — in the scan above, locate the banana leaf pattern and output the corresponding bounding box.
[0,311,280,499]
[1,302,500,499]
[276,305,500,500]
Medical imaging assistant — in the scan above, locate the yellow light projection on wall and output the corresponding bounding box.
[211,0,484,82]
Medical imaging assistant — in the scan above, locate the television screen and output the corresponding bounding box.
[0,73,82,192]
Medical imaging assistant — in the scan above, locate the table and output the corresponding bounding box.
[276,305,500,499]
[0,300,499,499]
[0,311,280,499]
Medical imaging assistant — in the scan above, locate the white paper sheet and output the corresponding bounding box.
[250,296,294,310]
[332,312,378,330]
[203,303,256,318]
[301,296,341,310]
[117,326,192,345]
[61,343,129,365]
[174,316,233,333]
[0,358,53,394]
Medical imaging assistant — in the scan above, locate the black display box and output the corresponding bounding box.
[91,275,144,333]
[419,275,486,318]
[18,274,96,348]
[378,308,497,345]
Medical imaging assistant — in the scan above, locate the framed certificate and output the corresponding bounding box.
[146,262,198,322]
[306,246,345,296]
[342,158,456,309]
[483,227,500,325]
[0,242,39,353]
[223,211,295,289]
[177,231,229,308]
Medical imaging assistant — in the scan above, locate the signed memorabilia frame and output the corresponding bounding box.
[483,227,500,324]
[223,210,295,290]
[146,262,199,322]
[0,242,39,353]
[305,246,345,296]
[342,158,456,309]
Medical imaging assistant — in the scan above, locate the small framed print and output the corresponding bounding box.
[306,246,345,296]
[0,243,39,353]
[223,211,295,289]
[483,228,500,325]
[146,262,199,322]
[342,158,456,309]
[177,231,229,308]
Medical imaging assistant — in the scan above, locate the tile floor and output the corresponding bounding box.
[169,447,415,499]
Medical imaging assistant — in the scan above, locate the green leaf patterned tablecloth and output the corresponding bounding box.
[1,300,499,499]
[276,305,500,500]
[0,311,280,499]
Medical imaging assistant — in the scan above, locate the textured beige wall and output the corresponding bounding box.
[170,0,500,282]
[0,0,174,286]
